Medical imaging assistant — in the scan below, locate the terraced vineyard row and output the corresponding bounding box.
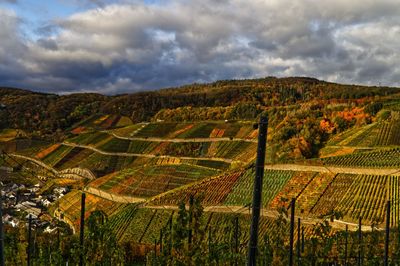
[375,118,400,146]
[322,148,400,167]
[310,174,355,216]
[64,134,257,163]
[69,132,110,146]
[333,175,395,225]
[57,190,124,230]
[41,145,74,167]
[90,164,219,198]
[71,114,132,132]
[224,169,295,208]
[118,122,257,139]
[108,204,139,240]
[150,170,245,206]
[296,173,337,214]
[107,207,316,247]
[303,173,400,226]
[269,172,317,209]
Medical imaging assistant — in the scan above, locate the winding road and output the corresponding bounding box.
[108,131,257,143]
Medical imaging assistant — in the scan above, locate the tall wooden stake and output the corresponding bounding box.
[79,193,86,266]
[247,115,268,266]
[0,189,4,266]
[301,226,304,253]
[27,214,32,266]
[234,216,239,266]
[344,225,348,266]
[188,195,194,246]
[297,217,301,266]
[358,217,362,266]
[385,201,390,266]
[159,229,163,253]
[289,198,295,266]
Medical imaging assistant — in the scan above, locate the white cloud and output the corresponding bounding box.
[1,0,400,93]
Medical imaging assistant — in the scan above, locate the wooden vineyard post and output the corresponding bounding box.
[297,217,301,266]
[234,216,239,266]
[301,227,304,253]
[344,225,348,266]
[247,115,268,266]
[385,201,390,266]
[154,239,157,257]
[0,187,4,266]
[168,214,173,256]
[289,198,295,266]
[159,229,163,253]
[27,214,32,266]
[188,195,193,246]
[358,217,362,266]
[79,192,86,266]
[208,227,212,261]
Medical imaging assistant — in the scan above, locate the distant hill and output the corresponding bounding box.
[1,77,399,137]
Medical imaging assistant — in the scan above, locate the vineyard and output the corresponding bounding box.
[322,147,400,167]
[224,169,295,208]
[70,114,132,133]
[127,121,257,139]
[89,164,219,198]
[149,170,245,206]
[106,205,317,248]
[64,133,257,163]
[374,114,400,146]
[55,190,125,230]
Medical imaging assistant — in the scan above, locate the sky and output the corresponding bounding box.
[0,0,399,94]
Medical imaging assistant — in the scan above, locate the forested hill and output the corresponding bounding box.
[0,77,399,136]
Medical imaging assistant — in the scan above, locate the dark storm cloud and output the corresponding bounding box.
[1,0,400,94]
[0,0,17,3]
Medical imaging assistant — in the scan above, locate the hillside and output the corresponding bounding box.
[1,77,399,135]
[2,77,400,260]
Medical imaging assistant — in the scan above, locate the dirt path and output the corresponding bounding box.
[9,153,59,175]
[62,141,233,163]
[84,187,146,203]
[265,164,400,176]
[10,154,95,180]
[108,131,257,143]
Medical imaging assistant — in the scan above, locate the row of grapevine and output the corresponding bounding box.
[91,164,219,198]
[54,148,94,170]
[107,204,138,240]
[322,148,400,167]
[335,175,389,224]
[57,190,125,230]
[128,122,257,139]
[149,170,245,206]
[42,145,74,167]
[68,134,256,163]
[71,115,132,133]
[224,169,295,208]
[110,207,317,247]
[307,174,400,226]
[68,132,109,146]
[269,172,317,209]
[310,174,355,216]
[346,123,380,147]
[375,118,400,146]
[296,173,337,214]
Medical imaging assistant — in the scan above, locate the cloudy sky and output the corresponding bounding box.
[0,0,399,94]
